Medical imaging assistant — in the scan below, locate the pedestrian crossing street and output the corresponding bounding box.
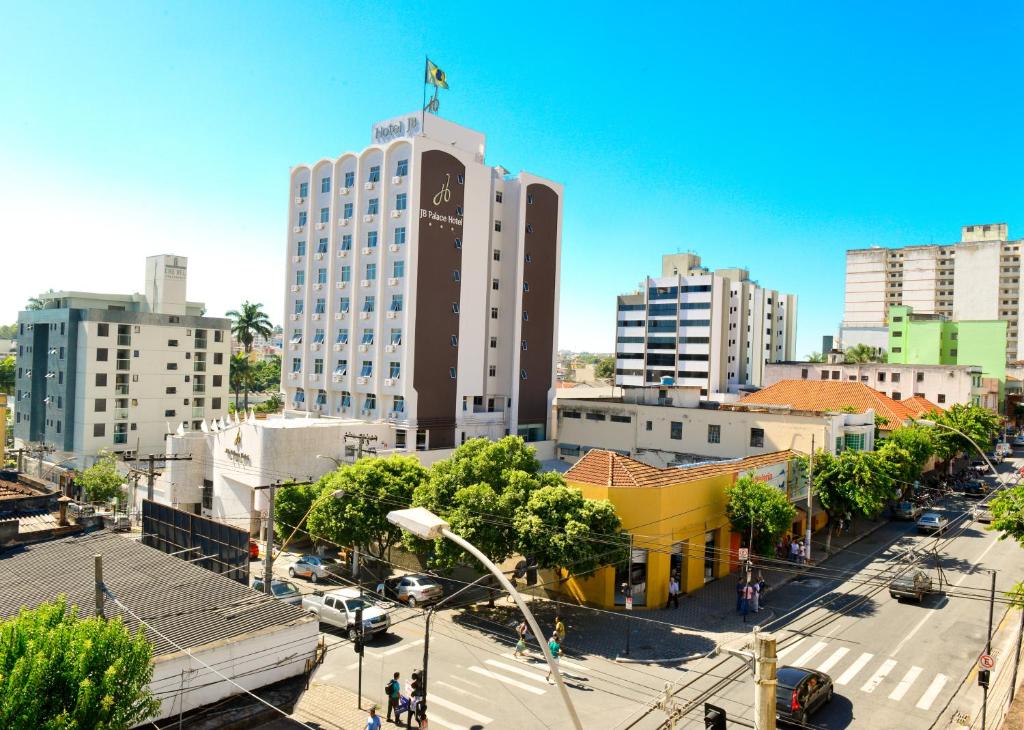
[777,636,949,711]
[416,652,589,729]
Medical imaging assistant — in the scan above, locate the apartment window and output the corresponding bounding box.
[313,328,325,344]
[361,329,374,345]
[393,260,405,278]
[610,414,631,424]
[340,391,351,408]
[296,240,306,256]
[165,409,176,417]
[389,361,401,379]
[341,234,352,251]
[390,295,403,312]
[891,373,901,383]
[892,331,902,338]
[95,373,107,387]
[937,393,946,403]
[395,227,406,245]
[367,230,378,248]
[670,421,682,440]
[396,159,408,177]
[321,176,330,193]
[645,421,653,431]
[298,211,307,226]
[366,263,377,280]
[449,367,458,379]
[295,270,305,286]
[339,297,351,313]
[314,298,326,314]
[337,329,350,344]
[800,368,808,379]
[750,428,765,448]
[916,372,925,382]
[891,391,902,400]
[493,250,501,262]
[563,410,581,420]
[586,412,606,421]
[363,296,375,312]
[364,394,377,410]
[491,307,498,319]
[299,182,309,197]
[93,423,105,437]
[166,386,176,394]
[708,424,721,443]
[831,371,840,380]
[396,193,407,211]
[320,207,329,224]
[490,336,497,349]
[489,365,496,377]
[950,349,958,357]
[167,362,178,371]
[369,165,380,183]
[450,335,458,347]
[367,198,379,215]
[292,357,302,372]
[340,265,351,282]
[317,238,328,254]
[390,329,402,345]
[317,268,327,284]
[335,360,348,376]
[97,348,108,362]
[94,398,106,413]
[213,352,223,365]
[344,171,354,188]
[213,375,222,386]
[313,358,324,375]
[878,372,886,382]
[844,433,866,452]
[343,202,353,219]
[360,361,373,377]
[97,323,109,336]
[494,220,502,232]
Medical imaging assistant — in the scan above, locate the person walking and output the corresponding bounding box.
[750,579,760,613]
[554,615,566,646]
[741,582,753,623]
[405,672,422,729]
[545,635,562,683]
[385,672,402,723]
[756,572,767,608]
[798,541,806,565]
[366,706,382,730]
[789,539,800,562]
[736,577,745,613]
[666,575,680,609]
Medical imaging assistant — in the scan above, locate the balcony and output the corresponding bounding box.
[114,408,129,420]
[193,384,206,394]
[117,335,131,347]
[113,433,128,445]
[195,339,208,350]
[192,406,205,417]
[115,384,129,395]
[193,362,207,372]
[116,359,130,371]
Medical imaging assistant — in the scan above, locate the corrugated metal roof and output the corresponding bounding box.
[0,531,313,657]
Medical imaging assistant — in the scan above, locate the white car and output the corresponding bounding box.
[302,587,390,641]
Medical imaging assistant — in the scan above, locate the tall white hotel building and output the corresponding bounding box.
[282,113,562,450]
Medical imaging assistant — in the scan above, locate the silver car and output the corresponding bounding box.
[383,574,445,608]
[916,512,949,534]
[251,578,303,605]
[288,554,343,583]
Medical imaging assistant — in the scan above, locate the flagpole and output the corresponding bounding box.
[421,55,428,135]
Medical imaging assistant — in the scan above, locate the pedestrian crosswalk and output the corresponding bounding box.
[775,637,951,711]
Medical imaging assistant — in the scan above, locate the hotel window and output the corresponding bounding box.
[367,198,379,215]
[369,165,380,183]
[389,362,401,378]
[708,424,721,443]
[360,361,373,377]
[314,298,325,314]
[390,295,403,312]
[452,270,461,282]
[521,340,528,351]
[291,357,302,372]
[527,194,534,204]
[452,302,460,314]
[337,328,349,344]
[396,159,408,177]
[343,203,353,219]
[315,390,327,406]
[341,234,352,251]
[293,388,305,404]
[449,367,458,379]
[321,176,330,193]
[523,282,530,292]
[366,263,377,280]
[456,206,464,215]
[494,220,502,232]
[526,224,534,234]
[298,211,307,226]
[335,360,348,376]
[750,428,765,448]
[490,337,497,348]
[450,335,458,347]
[313,358,324,375]
[454,237,462,249]
[363,296,375,312]
[522,311,529,321]
[296,240,306,256]
[489,365,496,376]
[317,238,328,254]
[495,191,503,203]
[299,182,309,198]
[393,395,405,412]
[491,307,498,319]
[290,330,303,344]
[393,260,405,278]
[312,328,325,344]
[364,394,377,410]
[344,171,354,188]
[520,369,527,380]
[361,329,374,344]
[339,297,351,314]
[395,227,406,244]
[340,391,351,408]
[493,249,501,261]
[320,207,329,224]
[525,253,532,263]
[317,268,327,284]
[367,230,378,248]
[340,265,351,282]
[396,193,407,211]
[295,270,305,286]
[390,329,402,345]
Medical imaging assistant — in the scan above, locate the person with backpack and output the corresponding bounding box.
[385,672,401,723]
[545,635,562,683]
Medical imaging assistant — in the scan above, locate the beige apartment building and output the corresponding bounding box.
[842,223,1023,360]
[555,385,875,466]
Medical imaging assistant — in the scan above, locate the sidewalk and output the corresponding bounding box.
[454,515,890,664]
[290,681,375,730]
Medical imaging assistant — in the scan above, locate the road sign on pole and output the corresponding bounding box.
[979,654,995,670]
[625,596,633,611]
[738,548,749,562]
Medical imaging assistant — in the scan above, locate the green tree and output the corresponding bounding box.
[0,596,160,729]
[811,449,898,554]
[843,343,882,363]
[930,403,1001,461]
[274,480,326,545]
[229,352,253,411]
[25,290,56,311]
[878,424,936,497]
[79,452,125,504]
[255,392,283,414]
[725,474,797,556]
[514,485,625,575]
[308,456,427,562]
[806,352,827,362]
[249,355,281,393]
[0,324,16,339]
[988,486,1024,604]
[226,301,273,354]
[594,356,615,380]
[0,355,13,395]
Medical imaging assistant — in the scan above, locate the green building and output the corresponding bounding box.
[887,305,1006,404]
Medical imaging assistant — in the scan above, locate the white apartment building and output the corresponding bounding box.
[282,112,562,449]
[615,253,797,396]
[14,255,230,464]
[764,361,987,408]
[842,223,1023,359]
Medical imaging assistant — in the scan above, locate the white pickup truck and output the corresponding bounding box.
[301,587,390,641]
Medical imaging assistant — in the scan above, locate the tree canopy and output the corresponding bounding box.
[928,404,1001,461]
[79,452,125,504]
[594,356,615,380]
[0,354,13,395]
[725,474,797,555]
[877,424,936,497]
[0,596,159,729]
[226,301,273,353]
[812,449,898,521]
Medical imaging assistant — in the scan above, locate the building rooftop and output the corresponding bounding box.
[566,449,800,489]
[0,531,312,657]
[0,478,47,501]
[738,380,939,429]
[772,361,981,373]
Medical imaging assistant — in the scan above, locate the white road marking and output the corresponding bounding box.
[817,647,850,674]
[427,694,495,724]
[792,642,828,667]
[892,536,1001,657]
[435,680,487,701]
[447,674,482,689]
[380,638,425,657]
[860,658,898,693]
[915,673,948,710]
[484,659,550,683]
[502,652,589,675]
[888,666,924,701]
[776,637,806,659]
[836,653,874,686]
[428,714,469,730]
[467,666,546,695]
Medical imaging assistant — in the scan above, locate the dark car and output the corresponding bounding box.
[957,480,989,498]
[889,570,934,602]
[893,501,923,521]
[776,666,834,726]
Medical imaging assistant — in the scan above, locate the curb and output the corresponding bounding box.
[614,608,778,664]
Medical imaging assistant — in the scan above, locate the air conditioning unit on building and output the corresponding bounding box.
[364,182,375,191]
[332,374,344,382]
[384,378,395,387]
[362,247,374,255]
[312,313,322,321]
[363,214,375,223]
[389,244,400,252]
[315,223,326,230]
[358,344,369,352]
[333,343,344,351]
[336,281,347,289]
[292,255,302,263]
[290,313,300,321]
[357,377,369,385]
[384,344,396,353]
[360,279,371,287]
[292,226,303,233]
[387,277,399,286]
[314,253,324,260]
[359,311,370,320]
[295,197,305,205]
[288,372,299,380]
[338,218,349,227]
[311,343,321,351]
[388,411,403,420]
[290,285,301,292]
[339,187,349,196]
[337,249,348,258]
[392,176,403,185]
[313,283,323,290]
[390,210,401,219]
[386,311,397,319]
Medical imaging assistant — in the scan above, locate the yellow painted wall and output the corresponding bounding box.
[564,472,735,610]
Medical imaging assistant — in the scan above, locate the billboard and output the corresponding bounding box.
[141,500,250,584]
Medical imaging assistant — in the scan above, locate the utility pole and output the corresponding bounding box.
[1011,601,1024,703]
[753,631,778,730]
[624,532,634,655]
[343,433,378,462]
[254,479,316,595]
[421,606,434,723]
[806,434,814,563]
[126,453,193,503]
[982,569,996,730]
[95,554,105,619]
[11,447,29,473]
[36,442,55,477]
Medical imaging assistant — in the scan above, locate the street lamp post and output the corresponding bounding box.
[387,507,584,730]
[913,420,1012,492]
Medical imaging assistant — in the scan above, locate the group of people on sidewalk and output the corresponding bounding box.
[514,615,566,683]
[736,572,767,623]
[777,534,807,563]
[370,670,427,729]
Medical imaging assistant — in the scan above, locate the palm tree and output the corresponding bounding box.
[25,289,56,311]
[806,352,827,363]
[844,343,875,364]
[226,302,273,354]
[229,352,253,411]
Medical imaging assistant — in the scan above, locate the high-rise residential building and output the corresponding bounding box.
[842,223,1022,360]
[282,112,562,449]
[614,253,797,396]
[13,255,230,464]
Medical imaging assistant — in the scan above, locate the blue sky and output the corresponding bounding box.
[1,1,1021,357]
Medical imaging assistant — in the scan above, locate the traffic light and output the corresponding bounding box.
[979,669,990,688]
[354,608,364,656]
[704,702,726,730]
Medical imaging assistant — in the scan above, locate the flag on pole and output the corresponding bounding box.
[426,59,449,89]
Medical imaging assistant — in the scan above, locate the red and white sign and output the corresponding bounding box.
[625,596,633,611]
[979,654,995,670]
[738,548,749,562]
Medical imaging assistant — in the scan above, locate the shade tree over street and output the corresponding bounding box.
[725,473,797,556]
